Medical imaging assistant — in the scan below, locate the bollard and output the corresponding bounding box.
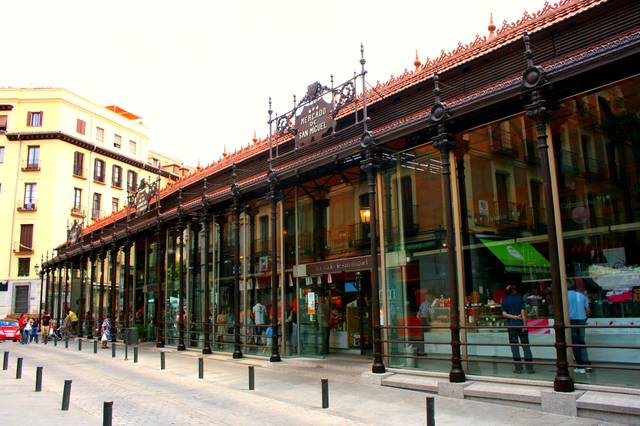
[54,338,58,347]
[16,357,23,379]
[124,343,128,360]
[61,380,72,411]
[65,337,69,349]
[198,358,204,379]
[78,338,82,351]
[112,343,116,358]
[94,340,98,354]
[35,366,43,392]
[133,347,138,363]
[103,401,113,426]
[160,352,165,370]
[426,396,435,426]
[321,378,329,409]
[2,351,8,370]
[248,366,255,390]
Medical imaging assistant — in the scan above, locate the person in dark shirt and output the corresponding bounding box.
[502,284,534,373]
[41,311,51,344]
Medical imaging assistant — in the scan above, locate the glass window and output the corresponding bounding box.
[96,127,105,143]
[27,111,42,127]
[73,188,82,210]
[112,197,119,212]
[23,183,36,210]
[76,119,86,135]
[92,192,101,219]
[0,146,4,163]
[17,258,30,277]
[129,140,137,155]
[112,165,122,188]
[26,146,40,168]
[94,159,105,182]
[0,115,7,131]
[19,224,33,251]
[127,170,137,192]
[114,134,122,149]
[551,76,640,387]
[73,151,84,176]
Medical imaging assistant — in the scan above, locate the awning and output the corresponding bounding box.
[479,238,550,276]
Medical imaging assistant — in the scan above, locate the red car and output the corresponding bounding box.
[0,319,21,342]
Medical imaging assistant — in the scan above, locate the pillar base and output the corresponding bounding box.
[541,389,584,416]
[438,381,471,399]
[232,350,243,359]
[372,361,386,374]
[202,346,212,355]
[177,343,186,351]
[450,368,466,383]
[156,341,165,348]
[270,353,281,362]
[554,375,575,393]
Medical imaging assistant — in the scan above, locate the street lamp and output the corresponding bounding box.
[435,225,447,248]
[359,206,371,224]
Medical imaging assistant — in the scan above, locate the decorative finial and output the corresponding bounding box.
[253,130,258,144]
[222,144,228,157]
[360,43,365,66]
[488,13,496,41]
[523,30,533,68]
[414,50,421,71]
[268,96,273,116]
[433,72,441,104]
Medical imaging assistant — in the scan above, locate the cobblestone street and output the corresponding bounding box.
[0,340,610,425]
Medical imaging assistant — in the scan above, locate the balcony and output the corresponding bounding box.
[91,209,107,220]
[489,139,517,157]
[13,241,33,254]
[70,207,86,218]
[473,202,532,229]
[21,159,41,172]
[17,199,37,212]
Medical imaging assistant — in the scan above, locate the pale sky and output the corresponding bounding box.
[3,0,544,167]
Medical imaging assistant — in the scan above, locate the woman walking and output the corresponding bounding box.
[101,314,112,349]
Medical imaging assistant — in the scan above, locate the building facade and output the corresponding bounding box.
[43,0,640,392]
[0,88,180,317]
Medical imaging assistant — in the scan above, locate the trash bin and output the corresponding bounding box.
[125,328,139,346]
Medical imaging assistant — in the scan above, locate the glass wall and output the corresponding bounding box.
[382,144,451,371]
[165,229,180,346]
[214,214,234,351]
[552,76,640,387]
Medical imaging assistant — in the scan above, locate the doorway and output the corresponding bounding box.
[297,271,373,357]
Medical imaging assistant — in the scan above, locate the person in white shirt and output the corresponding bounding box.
[252,301,267,345]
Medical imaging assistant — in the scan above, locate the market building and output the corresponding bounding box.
[0,88,182,317]
[42,0,640,393]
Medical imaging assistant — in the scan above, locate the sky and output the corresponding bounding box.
[3,0,545,167]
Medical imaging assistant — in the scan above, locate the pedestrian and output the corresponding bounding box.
[568,281,592,373]
[416,290,434,356]
[23,318,33,344]
[502,283,534,374]
[216,308,227,349]
[18,314,26,344]
[41,311,51,344]
[101,315,112,349]
[30,317,40,343]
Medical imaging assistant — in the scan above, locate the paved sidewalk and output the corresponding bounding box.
[0,340,614,425]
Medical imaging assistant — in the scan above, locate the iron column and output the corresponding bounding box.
[201,211,212,355]
[268,171,281,362]
[78,256,86,337]
[110,245,118,341]
[177,221,186,351]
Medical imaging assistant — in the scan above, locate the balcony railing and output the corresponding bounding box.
[70,207,85,218]
[473,202,538,229]
[13,241,33,254]
[91,209,107,220]
[17,199,37,212]
[21,159,41,171]
[490,139,517,157]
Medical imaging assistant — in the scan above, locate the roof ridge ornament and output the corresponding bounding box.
[521,30,547,90]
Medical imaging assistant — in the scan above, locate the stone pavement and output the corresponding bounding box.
[0,340,616,426]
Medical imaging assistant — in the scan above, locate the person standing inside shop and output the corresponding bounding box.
[502,283,534,374]
[417,290,434,356]
[252,300,267,346]
[568,281,591,373]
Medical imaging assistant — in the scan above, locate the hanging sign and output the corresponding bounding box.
[295,98,334,148]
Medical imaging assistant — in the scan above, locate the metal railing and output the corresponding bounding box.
[17,199,37,212]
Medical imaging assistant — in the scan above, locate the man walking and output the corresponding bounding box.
[568,281,591,373]
[502,283,534,374]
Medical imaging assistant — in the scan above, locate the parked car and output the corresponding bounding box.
[0,319,21,342]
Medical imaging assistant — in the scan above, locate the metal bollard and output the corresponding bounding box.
[124,343,128,360]
[35,367,43,392]
[321,378,329,409]
[2,351,8,370]
[103,401,113,426]
[65,337,69,349]
[426,396,435,426]
[78,338,82,351]
[198,358,204,379]
[61,380,72,411]
[16,357,23,379]
[248,366,255,390]
[112,343,116,358]
[160,352,165,370]
[54,338,58,347]
[94,340,98,353]
[133,347,138,363]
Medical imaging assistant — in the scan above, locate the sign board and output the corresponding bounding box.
[294,98,335,148]
[295,255,373,277]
